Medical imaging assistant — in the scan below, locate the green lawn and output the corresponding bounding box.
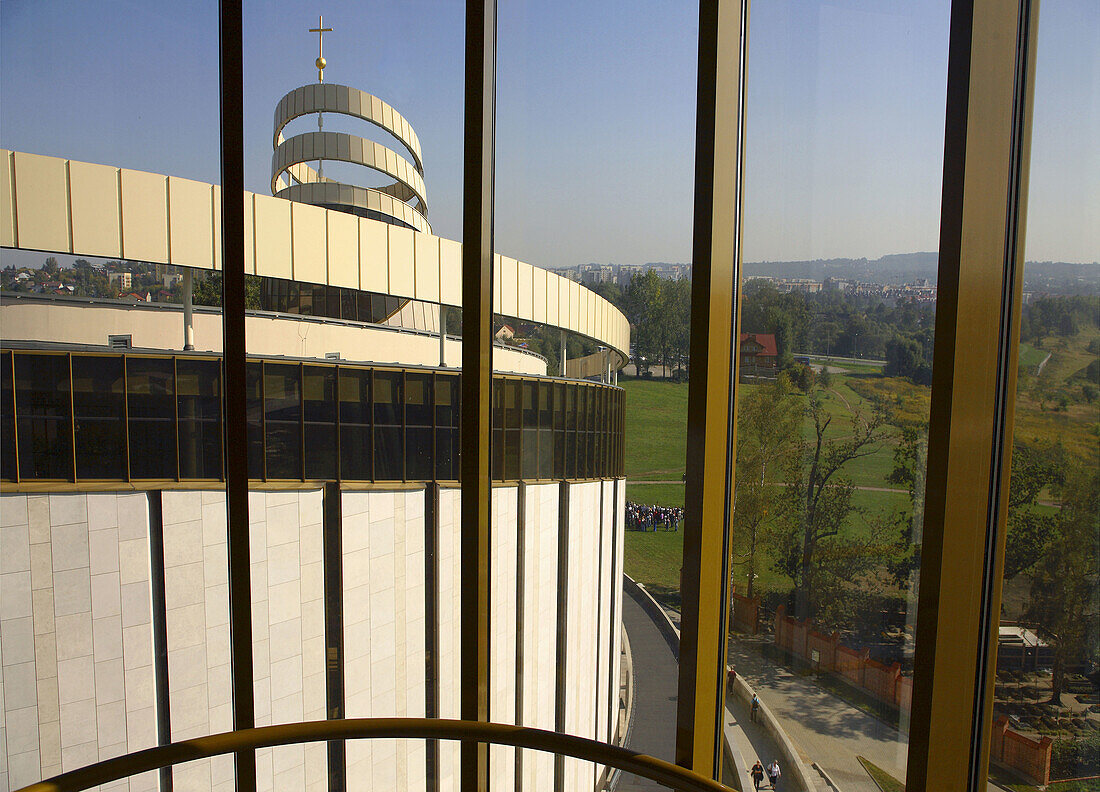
[1018,341,1047,373]
[857,756,905,792]
[623,528,684,608]
[626,482,685,508]
[622,377,689,480]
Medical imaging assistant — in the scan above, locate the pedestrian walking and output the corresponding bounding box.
[726,664,737,694]
[750,692,760,723]
[766,759,781,788]
[750,760,765,790]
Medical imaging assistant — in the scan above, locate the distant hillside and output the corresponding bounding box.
[674,254,1098,293]
[743,253,939,284]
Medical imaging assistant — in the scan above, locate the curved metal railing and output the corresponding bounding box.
[18,718,734,792]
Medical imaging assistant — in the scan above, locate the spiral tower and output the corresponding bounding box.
[271,19,430,233]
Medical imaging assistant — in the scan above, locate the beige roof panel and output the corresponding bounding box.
[387,224,415,299]
[253,193,292,280]
[168,176,214,270]
[291,201,326,284]
[359,216,388,294]
[120,168,168,263]
[69,160,121,259]
[0,151,14,248]
[414,232,440,302]
[14,152,70,254]
[327,209,359,289]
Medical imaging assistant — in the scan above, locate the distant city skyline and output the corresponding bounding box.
[1,0,1096,267]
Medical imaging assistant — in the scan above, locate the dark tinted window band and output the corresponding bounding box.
[2,350,624,484]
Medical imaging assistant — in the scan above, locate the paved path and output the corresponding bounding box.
[618,591,794,792]
[728,637,907,792]
[618,586,679,790]
[725,693,802,792]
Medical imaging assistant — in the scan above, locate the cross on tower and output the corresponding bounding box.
[308,15,333,83]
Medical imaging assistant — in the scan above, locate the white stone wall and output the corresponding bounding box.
[0,492,158,792]
[519,482,559,792]
[247,490,326,792]
[595,481,614,764]
[1,479,624,792]
[436,488,462,792]
[563,481,603,792]
[161,490,233,792]
[489,486,519,792]
[611,482,625,746]
[342,489,427,792]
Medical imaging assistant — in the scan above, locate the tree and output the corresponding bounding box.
[623,270,663,375]
[778,389,890,619]
[1004,440,1064,580]
[885,421,927,587]
[730,375,800,598]
[1026,463,1099,702]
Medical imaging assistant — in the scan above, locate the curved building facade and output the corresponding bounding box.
[0,62,628,792]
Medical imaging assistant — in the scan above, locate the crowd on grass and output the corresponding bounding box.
[626,501,684,531]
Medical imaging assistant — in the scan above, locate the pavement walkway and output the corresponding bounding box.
[618,586,794,792]
[728,636,908,792]
[618,585,679,790]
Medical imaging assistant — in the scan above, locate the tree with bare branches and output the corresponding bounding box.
[775,388,891,620]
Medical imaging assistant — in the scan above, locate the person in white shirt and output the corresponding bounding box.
[766,759,781,788]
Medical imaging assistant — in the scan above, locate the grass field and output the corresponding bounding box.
[1018,341,1047,373]
[622,377,689,480]
[621,327,1097,606]
[1013,328,1100,464]
[857,756,905,792]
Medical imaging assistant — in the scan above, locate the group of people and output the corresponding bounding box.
[744,690,781,789]
[625,501,684,531]
[750,759,782,789]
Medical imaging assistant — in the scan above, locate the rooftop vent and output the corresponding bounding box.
[325,352,342,360]
[108,334,133,349]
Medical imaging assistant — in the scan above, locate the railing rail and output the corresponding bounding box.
[18,718,734,792]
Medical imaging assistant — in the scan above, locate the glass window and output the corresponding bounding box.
[338,368,372,481]
[304,365,337,480]
[264,363,302,480]
[127,357,177,480]
[177,358,222,479]
[406,373,433,481]
[373,370,403,481]
[986,5,1099,787]
[554,382,566,478]
[246,362,264,479]
[504,379,521,481]
[492,378,504,480]
[70,355,126,479]
[15,353,73,480]
[1,351,16,480]
[521,380,538,479]
[538,381,554,479]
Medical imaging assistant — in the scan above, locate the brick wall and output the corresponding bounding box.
[991,716,1052,786]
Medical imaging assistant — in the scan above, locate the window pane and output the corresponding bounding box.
[373,371,403,480]
[177,358,222,479]
[304,365,337,480]
[15,353,73,480]
[264,363,302,479]
[126,357,177,479]
[1,351,16,480]
[246,361,264,479]
[71,355,126,479]
[724,2,949,784]
[986,5,1100,788]
[339,368,372,481]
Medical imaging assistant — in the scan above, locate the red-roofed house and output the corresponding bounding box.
[739,332,778,370]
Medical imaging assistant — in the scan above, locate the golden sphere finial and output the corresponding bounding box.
[316,56,327,71]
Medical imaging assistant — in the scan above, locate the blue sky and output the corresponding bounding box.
[1,0,1096,268]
